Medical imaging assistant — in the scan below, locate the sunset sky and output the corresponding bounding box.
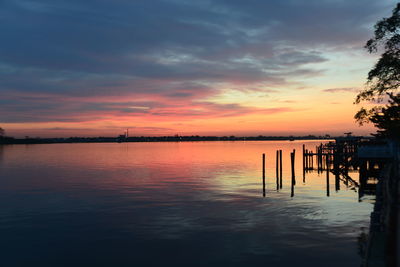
[0,0,396,137]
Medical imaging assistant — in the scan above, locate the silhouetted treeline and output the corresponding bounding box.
[0,134,355,145]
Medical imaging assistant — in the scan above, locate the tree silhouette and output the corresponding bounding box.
[356,93,400,138]
[355,3,400,138]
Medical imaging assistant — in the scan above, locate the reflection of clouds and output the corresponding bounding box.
[0,141,373,265]
[121,182,369,237]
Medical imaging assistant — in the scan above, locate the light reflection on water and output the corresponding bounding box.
[0,141,372,266]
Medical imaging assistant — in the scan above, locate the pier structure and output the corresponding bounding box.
[303,137,363,193]
[301,138,398,267]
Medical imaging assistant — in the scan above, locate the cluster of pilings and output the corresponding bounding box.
[302,141,363,195]
[303,142,358,173]
[261,139,398,266]
[263,150,285,196]
[262,149,296,197]
[261,138,382,198]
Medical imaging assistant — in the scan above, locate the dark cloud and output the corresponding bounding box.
[0,0,394,123]
[44,126,173,132]
[0,91,296,122]
[151,102,295,118]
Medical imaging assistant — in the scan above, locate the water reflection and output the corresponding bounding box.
[0,145,3,163]
[0,141,373,266]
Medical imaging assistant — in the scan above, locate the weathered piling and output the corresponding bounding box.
[326,154,330,197]
[316,147,320,173]
[290,150,295,197]
[302,145,306,182]
[279,150,283,189]
[292,149,296,186]
[311,150,313,169]
[316,146,319,173]
[262,153,266,197]
[276,150,279,190]
[320,153,323,172]
[305,149,310,171]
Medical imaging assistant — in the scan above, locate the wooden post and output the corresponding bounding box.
[302,144,305,170]
[307,151,310,170]
[344,145,347,172]
[292,149,296,186]
[302,145,306,183]
[291,151,295,197]
[276,150,279,190]
[320,148,323,172]
[326,154,330,197]
[318,146,322,172]
[321,153,324,171]
[318,148,321,172]
[305,149,308,170]
[279,150,283,189]
[311,151,313,169]
[333,145,340,191]
[262,153,266,197]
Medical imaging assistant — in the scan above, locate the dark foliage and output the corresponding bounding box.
[355,3,400,138]
[355,93,400,139]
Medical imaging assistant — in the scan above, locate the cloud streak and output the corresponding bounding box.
[323,88,358,93]
[0,91,296,123]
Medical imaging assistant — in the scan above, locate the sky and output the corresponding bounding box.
[0,0,397,137]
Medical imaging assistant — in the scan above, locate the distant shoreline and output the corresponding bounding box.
[0,135,367,145]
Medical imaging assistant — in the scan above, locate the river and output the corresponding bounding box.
[0,141,373,266]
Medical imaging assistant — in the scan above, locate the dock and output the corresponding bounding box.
[301,138,399,267]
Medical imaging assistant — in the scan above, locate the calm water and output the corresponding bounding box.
[0,141,373,267]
